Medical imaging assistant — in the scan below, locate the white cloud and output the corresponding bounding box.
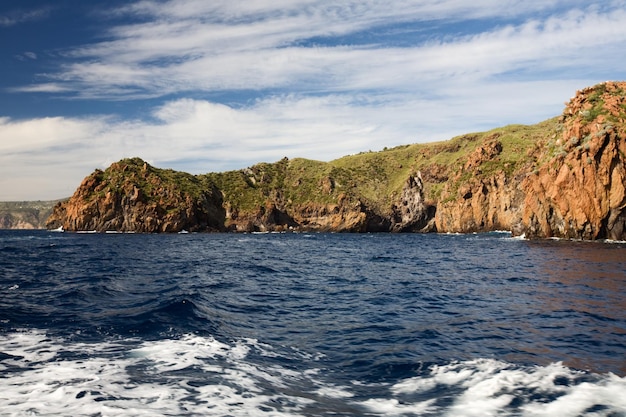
[10,83,70,93]
[14,51,38,61]
[0,116,106,154]
[35,2,625,101]
[118,0,585,26]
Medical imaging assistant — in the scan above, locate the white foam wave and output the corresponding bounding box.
[1,332,624,417]
[603,239,626,244]
[360,397,438,416]
[362,358,626,417]
[0,331,312,417]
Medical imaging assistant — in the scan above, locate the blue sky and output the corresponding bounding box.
[1,0,625,200]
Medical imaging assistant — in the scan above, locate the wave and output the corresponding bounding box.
[603,239,626,244]
[1,330,624,417]
[2,285,218,339]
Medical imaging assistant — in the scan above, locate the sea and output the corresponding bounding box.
[0,229,624,416]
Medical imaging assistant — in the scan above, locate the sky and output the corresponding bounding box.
[1,1,625,200]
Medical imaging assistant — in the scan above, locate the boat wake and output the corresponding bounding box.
[1,330,624,417]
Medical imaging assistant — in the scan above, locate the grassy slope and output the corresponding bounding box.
[84,157,212,204]
[201,116,560,216]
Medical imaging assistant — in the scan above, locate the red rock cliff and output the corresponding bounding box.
[521,82,626,239]
[432,82,625,240]
[46,158,225,233]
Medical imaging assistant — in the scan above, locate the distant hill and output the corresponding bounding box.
[45,81,626,240]
[0,200,65,229]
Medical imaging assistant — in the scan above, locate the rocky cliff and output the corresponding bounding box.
[45,82,626,239]
[46,158,225,233]
[416,82,625,240]
[434,137,526,234]
[520,83,626,239]
[0,200,60,229]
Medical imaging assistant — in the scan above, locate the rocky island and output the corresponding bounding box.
[46,82,626,240]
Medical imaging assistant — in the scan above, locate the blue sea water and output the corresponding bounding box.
[0,230,625,416]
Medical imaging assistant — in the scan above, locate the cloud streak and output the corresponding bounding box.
[0,7,51,27]
[26,2,624,101]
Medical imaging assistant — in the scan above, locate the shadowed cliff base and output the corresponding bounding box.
[46,82,626,240]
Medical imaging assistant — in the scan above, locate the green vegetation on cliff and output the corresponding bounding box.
[200,117,558,218]
[44,81,626,238]
[87,157,210,202]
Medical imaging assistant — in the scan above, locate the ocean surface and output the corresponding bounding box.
[0,230,624,416]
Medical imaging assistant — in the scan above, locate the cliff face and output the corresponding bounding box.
[434,139,526,234]
[427,82,625,240]
[391,173,436,232]
[1,210,41,230]
[228,198,370,233]
[520,83,626,239]
[222,172,436,233]
[46,158,225,233]
[45,82,626,239]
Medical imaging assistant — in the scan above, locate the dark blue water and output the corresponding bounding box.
[1,230,625,416]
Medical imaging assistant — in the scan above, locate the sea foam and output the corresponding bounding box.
[1,331,624,417]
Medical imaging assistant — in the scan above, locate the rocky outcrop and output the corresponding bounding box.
[220,167,435,233]
[288,198,370,232]
[435,171,525,234]
[435,139,526,234]
[431,82,625,240]
[391,173,436,232]
[225,194,391,233]
[520,82,626,239]
[44,83,626,240]
[46,158,225,233]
